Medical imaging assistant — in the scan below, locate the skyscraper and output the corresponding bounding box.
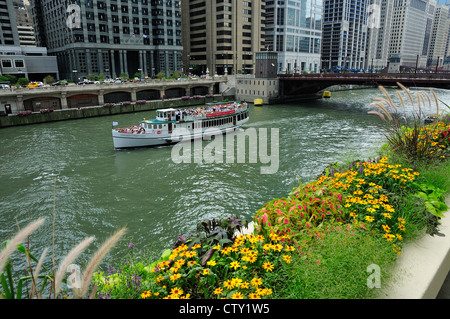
[181,0,265,76]
[0,0,20,46]
[388,0,436,68]
[426,4,449,67]
[30,0,183,80]
[365,0,393,71]
[13,0,36,46]
[321,0,369,71]
[264,0,323,74]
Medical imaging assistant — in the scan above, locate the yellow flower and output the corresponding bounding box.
[251,277,263,288]
[365,216,375,222]
[248,293,261,299]
[283,255,292,263]
[192,244,201,250]
[231,291,244,299]
[231,277,243,287]
[240,281,250,289]
[382,225,391,233]
[170,287,183,296]
[213,244,221,250]
[170,273,181,282]
[141,291,151,299]
[223,279,234,290]
[262,262,274,272]
[230,260,241,270]
[214,287,223,295]
[285,245,295,252]
[207,260,217,266]
[203,268,210,275]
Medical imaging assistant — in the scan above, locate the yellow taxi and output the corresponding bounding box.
[27,82,39,88]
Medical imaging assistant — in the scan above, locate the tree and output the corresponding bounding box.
[87,73,98,81]
[172,70,181,79]
[0,74,16,84]
[134,72,142,79]
[155,72,165,79]
[16,78,29,87]
[119,73,129,81]
[43,75,56,84]
[98,73,106,82]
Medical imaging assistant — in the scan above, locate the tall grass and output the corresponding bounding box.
[0,181,127,299]
[368,84,448,164]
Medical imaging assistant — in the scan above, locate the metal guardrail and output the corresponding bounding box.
[0,77,227,96]
[278,73,450,81]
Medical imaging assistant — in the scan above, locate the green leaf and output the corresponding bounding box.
[0,273,12,299]
[413,192,429,201]
[161,249,172,261]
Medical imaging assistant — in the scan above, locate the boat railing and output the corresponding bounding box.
[180,105,248,122]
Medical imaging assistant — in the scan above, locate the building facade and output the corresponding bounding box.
[388,0,436,68]
[14,0,36,46]
[0,0,20,46]
[365,0,393,71]
[264,0,323,74]
[321,0,369,71]
[30,0,183,81]
[181,0,265,76]
[426,5,449,67]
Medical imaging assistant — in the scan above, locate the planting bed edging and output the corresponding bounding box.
[381,197,450,299]
[236,203,450,299]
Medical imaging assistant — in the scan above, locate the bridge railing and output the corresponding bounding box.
[278,73,450,81]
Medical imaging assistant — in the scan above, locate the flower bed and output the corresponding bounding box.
[16,111,32,116]
[40,108,54,114]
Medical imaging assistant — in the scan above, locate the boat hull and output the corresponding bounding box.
[112,132,171,149]
[112,120,248,149]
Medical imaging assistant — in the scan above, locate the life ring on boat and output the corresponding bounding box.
[157,130,161,134]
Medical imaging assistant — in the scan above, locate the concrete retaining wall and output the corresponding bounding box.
[0,95,223,128]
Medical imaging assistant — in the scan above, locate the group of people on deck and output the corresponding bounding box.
[117,126,145,134]
[179,102,247,118]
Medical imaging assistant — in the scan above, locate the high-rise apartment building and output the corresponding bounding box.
[181,0,265,75]
[435,0,450,6]
[0,0,20,46]
[264,0,323,74]
[365,0,393,70]
[427,4,449,67]
[388,0,436,68]
[13,0,36,46]
[30,0,183,80]
[321,0,369,71]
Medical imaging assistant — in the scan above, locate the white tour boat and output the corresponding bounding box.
[112,102,249,149]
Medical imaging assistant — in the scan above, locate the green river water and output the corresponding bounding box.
[1,87,449,270]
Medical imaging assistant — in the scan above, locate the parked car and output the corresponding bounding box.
[0,84,10,89]
[27,82,39,88]
[77,79,93,85]
[52,81,68,86]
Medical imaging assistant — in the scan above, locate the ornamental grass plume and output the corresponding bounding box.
[54,236,95,297]
[78,227,126,298]
[0,218,46,276]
